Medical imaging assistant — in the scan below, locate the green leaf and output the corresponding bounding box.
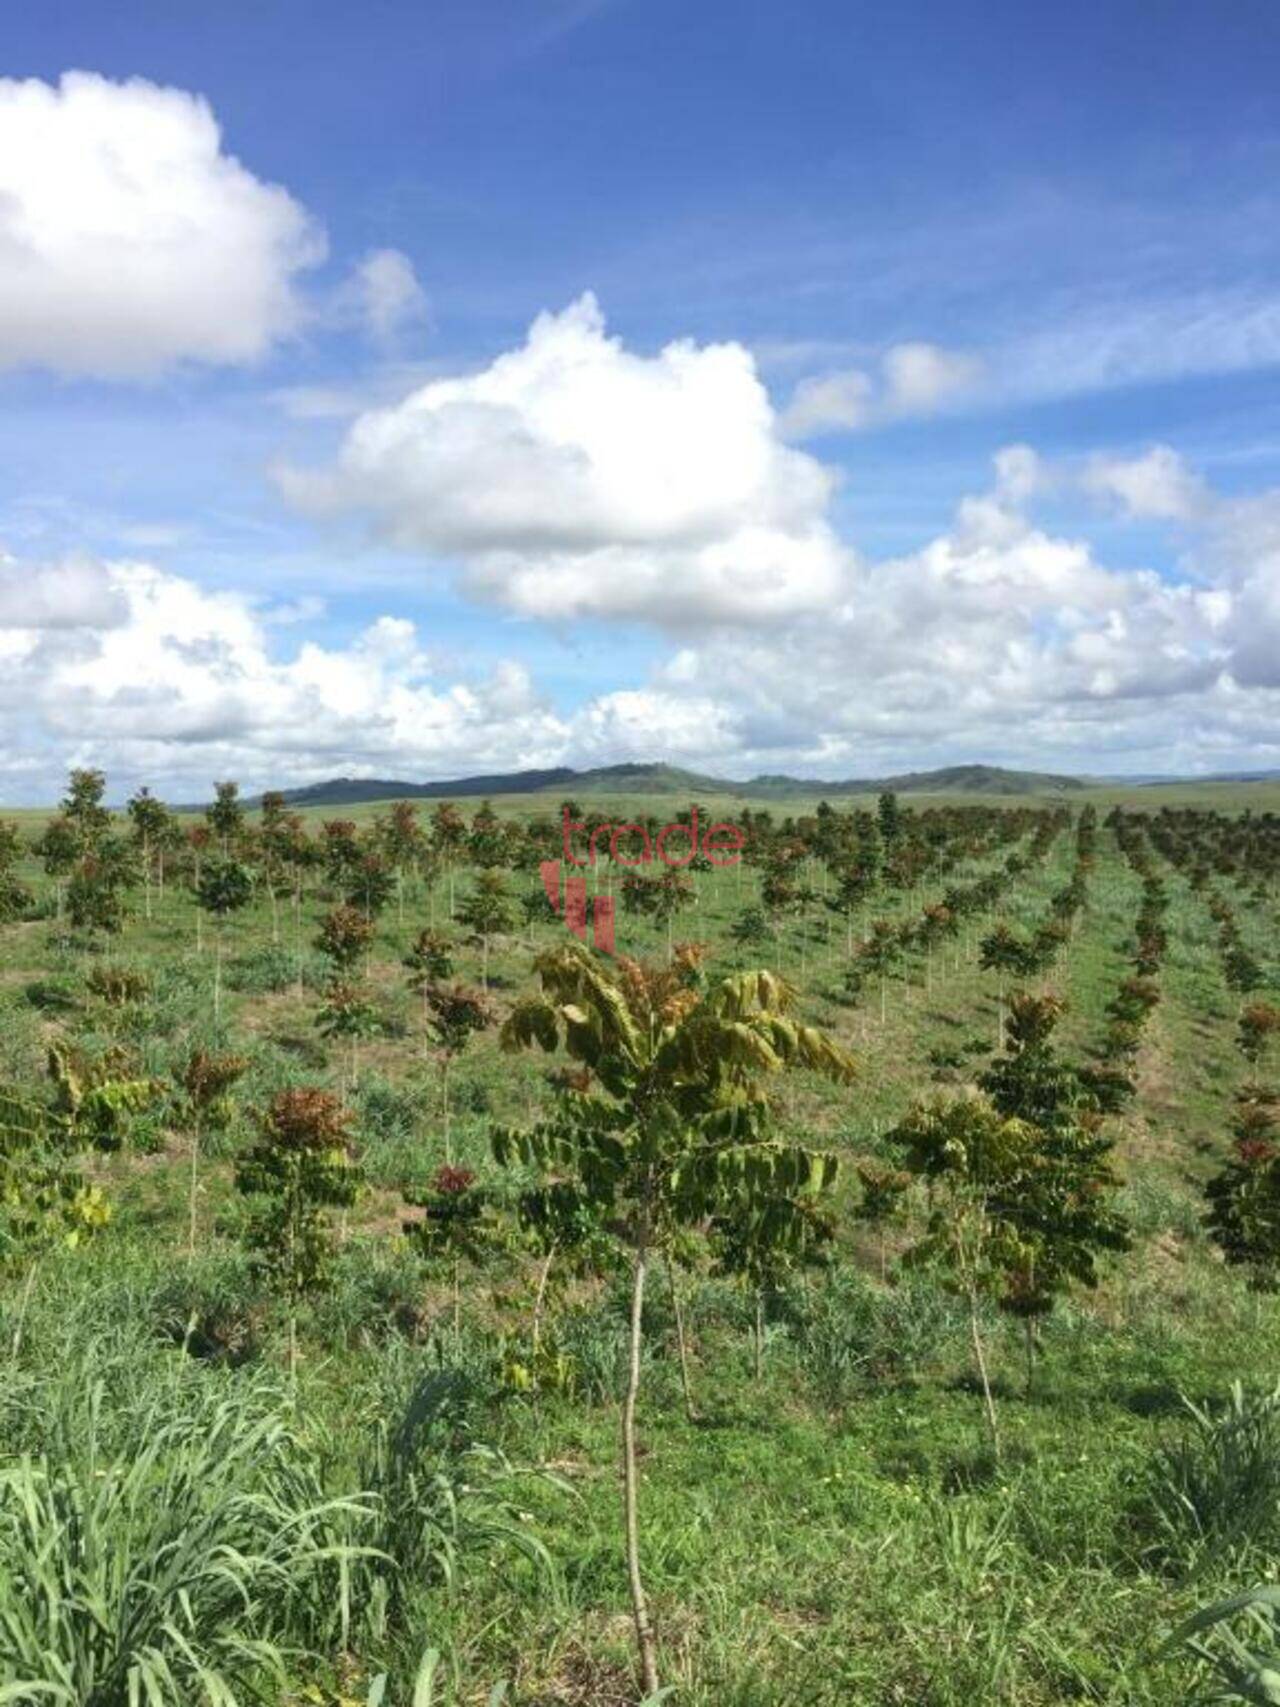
[412,1647,442,1707]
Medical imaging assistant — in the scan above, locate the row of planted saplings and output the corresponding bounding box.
[837,811,1074,1023]
[741,801,1050,984]
[974,806,1097,1048]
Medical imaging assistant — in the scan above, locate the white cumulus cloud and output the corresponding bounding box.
[1082,445,1208,521]
[342,248,429,343]
[881,341,982,414]
[777,368,875,438]
[278,292,849,628]
[0,553,127,628]
[0,71,323,378]
[780,341,982,439]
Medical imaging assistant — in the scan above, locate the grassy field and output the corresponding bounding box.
[1,781,1279,1704]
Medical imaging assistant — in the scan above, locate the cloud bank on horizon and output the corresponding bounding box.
[0,47,1278,800]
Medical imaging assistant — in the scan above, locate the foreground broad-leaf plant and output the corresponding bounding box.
[493,941,855,1697]
[0,1068,135,1358]
[1162,1584,1280,1704]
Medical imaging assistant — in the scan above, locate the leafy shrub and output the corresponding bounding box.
[926,1043,968,1080]
[457,1077,493,1116]
[151,1249,263,1364]
[311,1242,435,1347]
[554,1300,650,1405]
[355,1079,437,1190]
[22,976,79,1013]
[85,964,151,1005]
[359,1078,427,1143]
[224,942,319,993]
[790,1267,971,1404]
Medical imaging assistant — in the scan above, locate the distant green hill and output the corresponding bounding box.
[742,764,1084,799]
[565,763,742,796]
[264,769,578,808]
[257,761,1083,811]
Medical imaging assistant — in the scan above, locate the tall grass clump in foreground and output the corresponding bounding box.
[347,1357,563,1640]
[0,1328,557,1704]
[1136,1380,1280,1572]
[0,1339,371,1704]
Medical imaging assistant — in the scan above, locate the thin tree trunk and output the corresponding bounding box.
[11,1260,38,1358]
[285,1212,299,1393]
[532,1244,556,1363]
[667,1253,698,1423]
[187,1119,202,1262]
[442,1057,452,1164]
[968,1289,1000,1462]
[622,1237,659,1696]
[754,1290,764,1382]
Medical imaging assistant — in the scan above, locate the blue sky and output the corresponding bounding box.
[1,1,1279,797]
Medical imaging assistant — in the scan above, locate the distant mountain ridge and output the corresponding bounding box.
[258,761,1085,811]
[743,764,1085,799]
[1139,768,1280,785]
[266,768,579,807]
